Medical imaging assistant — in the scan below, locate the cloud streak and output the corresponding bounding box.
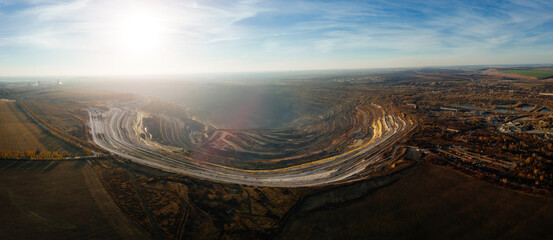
[0,0,552,75]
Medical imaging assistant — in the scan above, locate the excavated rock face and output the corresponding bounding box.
[87,96,414,187]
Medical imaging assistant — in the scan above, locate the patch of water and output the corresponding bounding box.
[451,104,488,111]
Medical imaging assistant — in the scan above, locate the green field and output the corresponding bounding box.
[501,69,553,79]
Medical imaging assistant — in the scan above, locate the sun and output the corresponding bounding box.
[114,7,165,55]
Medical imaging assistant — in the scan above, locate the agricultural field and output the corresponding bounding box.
[278,163,553,240]
[0,160,147,239]
[0,99,79,155]
[500,69,553,79]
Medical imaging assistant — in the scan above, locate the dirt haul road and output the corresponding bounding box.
[87,102,414,187]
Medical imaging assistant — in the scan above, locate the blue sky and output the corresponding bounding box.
[0,0,552,76]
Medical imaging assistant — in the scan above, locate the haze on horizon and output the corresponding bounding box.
[0,0,552,77]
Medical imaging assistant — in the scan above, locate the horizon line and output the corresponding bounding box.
[1,63,552,79]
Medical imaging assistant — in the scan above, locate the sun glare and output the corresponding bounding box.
[114,7,165,55]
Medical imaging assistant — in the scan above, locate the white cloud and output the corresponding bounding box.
[0,0,552,75]
[0,0,265,51]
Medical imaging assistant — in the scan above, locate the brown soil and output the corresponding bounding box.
[483,69,538,80]
[278,163,553,240]
[0,160,123,239]
[0,100,79,153]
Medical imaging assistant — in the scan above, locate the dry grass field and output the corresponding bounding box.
[0,99,79,154]
[11,88,135,104]
[279,163,553,240]
[0,160,148,239]
[9,88,137,140]
[482,69,538,80]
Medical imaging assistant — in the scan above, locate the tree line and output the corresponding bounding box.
[0,150,65,160]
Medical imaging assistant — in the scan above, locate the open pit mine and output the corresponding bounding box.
[87,98,415,187]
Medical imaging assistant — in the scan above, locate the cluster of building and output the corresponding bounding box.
[27,79,63,87]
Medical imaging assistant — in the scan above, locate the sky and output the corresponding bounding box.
[0,0,552,76]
